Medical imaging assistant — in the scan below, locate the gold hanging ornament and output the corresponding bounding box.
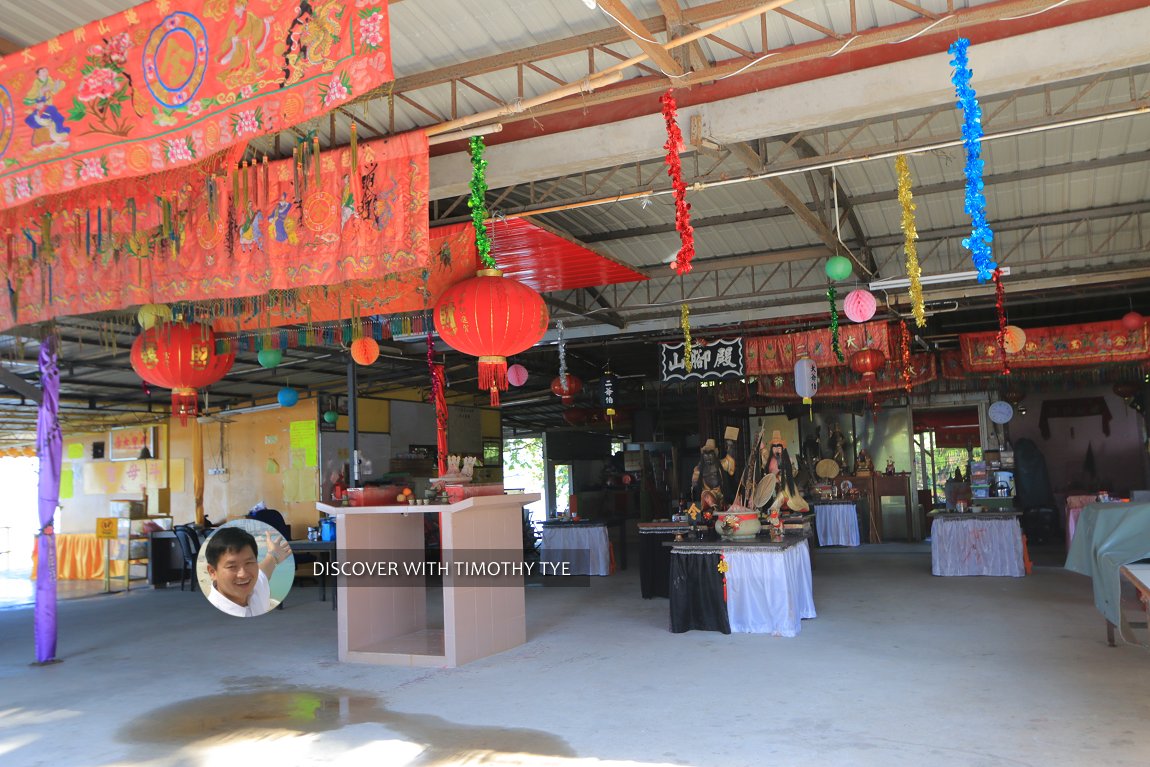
[681,303,693,373]
[895,155,925,328]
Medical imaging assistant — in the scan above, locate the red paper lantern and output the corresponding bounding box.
[1122,311,1144,332]
[848,348,886,382]
[350,337,380,366]
[434,269,549,405]
[1113,382,1140,402]
[563,408,590,427]
[551,374,583,400]
[130,323,235,425]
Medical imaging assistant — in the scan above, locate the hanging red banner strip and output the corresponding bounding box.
[959,319,1150,372]
[0,1,393,212]
[746,320,892,375]
[756,353,936,398]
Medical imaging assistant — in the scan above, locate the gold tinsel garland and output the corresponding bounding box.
[895,155,925,328]
[681,303,693,372]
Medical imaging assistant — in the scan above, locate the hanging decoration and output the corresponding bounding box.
[660,89,695,275]
[467,137,497,270]
[350,337,380,366]
[849,347,886,413]
[507,364,529,387]
[0,1,394,214]
[137,303,172,330]
[825,255,853,282]
[681,303,693,373]
[323,410,339,424]
[34,335,61,664]
[0,130,430,333]
[427,322,448,477]
[433,269,549,406]
[1122,311,1144,332]
[130,322,235,425]
[899,320,913,393]
[793,356,818,406]
[758,353,936,399]
[993,267,1010,375]
[960,318,1150,372]
[894,155,925,327]
[1002,325,1027,354]
[600,369,618,430]
[551,374,583,406]
[827,286,844,363]
[843,289,877,323]
[746,320,891,374]
[556,319,569,392]
[948,38,997,283]
[257,348,284,369]
[277,387,299,408]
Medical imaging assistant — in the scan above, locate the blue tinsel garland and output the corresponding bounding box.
[948,38,996,283]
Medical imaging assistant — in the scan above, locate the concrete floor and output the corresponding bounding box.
[1,542,1148,767]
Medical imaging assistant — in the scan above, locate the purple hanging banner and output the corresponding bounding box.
[35,335,61,664]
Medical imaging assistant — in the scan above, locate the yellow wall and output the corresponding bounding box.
[57,394,500,538]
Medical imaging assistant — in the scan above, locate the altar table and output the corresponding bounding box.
[930,512,1025,577]
[31,533,126,579]
[813,502,860,547]
[1065,503,1150,631]
[668,537,816,636]
[541,522,611,576]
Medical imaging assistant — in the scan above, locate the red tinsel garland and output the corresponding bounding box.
[660,89,695,275]
[993,267,1010,376]
[900,320,913,393]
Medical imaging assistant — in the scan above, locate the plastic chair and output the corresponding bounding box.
[173,526,200,592]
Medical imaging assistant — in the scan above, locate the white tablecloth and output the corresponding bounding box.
[814,503,860,547]
[541,525,611,576]
[931,516,1024,577]
[724,541,816,636]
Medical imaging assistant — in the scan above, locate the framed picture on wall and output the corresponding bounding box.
[482,438,502,467]
[109,427,155,461]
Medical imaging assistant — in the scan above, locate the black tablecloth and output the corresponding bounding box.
[640,532,675,599]
[669,551,730,634]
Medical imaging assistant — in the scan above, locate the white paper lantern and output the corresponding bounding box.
[844,289,877,323]
[794,357,818,405]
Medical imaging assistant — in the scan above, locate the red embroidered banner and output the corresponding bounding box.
[746,321,892,375]
[215,223,478,334]
[0,1,392,212]
[959,320,1150,371]
[756,353,936,398]
[0,130,428,331]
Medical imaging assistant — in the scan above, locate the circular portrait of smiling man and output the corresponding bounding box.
[197,519,295,617]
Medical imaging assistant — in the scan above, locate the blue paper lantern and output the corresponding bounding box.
[277,387,299,408]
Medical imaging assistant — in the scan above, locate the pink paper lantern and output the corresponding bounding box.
[843,289,877,323]
[1122,311,1144,332]
[507,364,529,387]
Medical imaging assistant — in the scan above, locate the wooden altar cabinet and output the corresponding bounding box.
[318,493,540,667]
[841,473,917,542]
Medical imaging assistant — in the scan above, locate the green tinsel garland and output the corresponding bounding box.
[468,136,496,270]
[828,285,844,363]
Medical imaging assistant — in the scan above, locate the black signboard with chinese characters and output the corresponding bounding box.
[599,373,618,409]
[659,338,744,382]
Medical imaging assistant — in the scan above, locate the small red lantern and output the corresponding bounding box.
[130,323,235,425]
[350,337,380,366]
[1122,311,1144,332]
[551,374,583,400]
[434,269,549,405]
[848,348,886,382]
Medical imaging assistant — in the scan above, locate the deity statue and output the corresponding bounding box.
[691,438,724,511]
[757,430,809,518]
[827,420,847,470]
[855,449,874,475]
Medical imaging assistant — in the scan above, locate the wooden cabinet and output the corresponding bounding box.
[841,474,916,542]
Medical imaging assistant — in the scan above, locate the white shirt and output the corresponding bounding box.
[208,570,273,617]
